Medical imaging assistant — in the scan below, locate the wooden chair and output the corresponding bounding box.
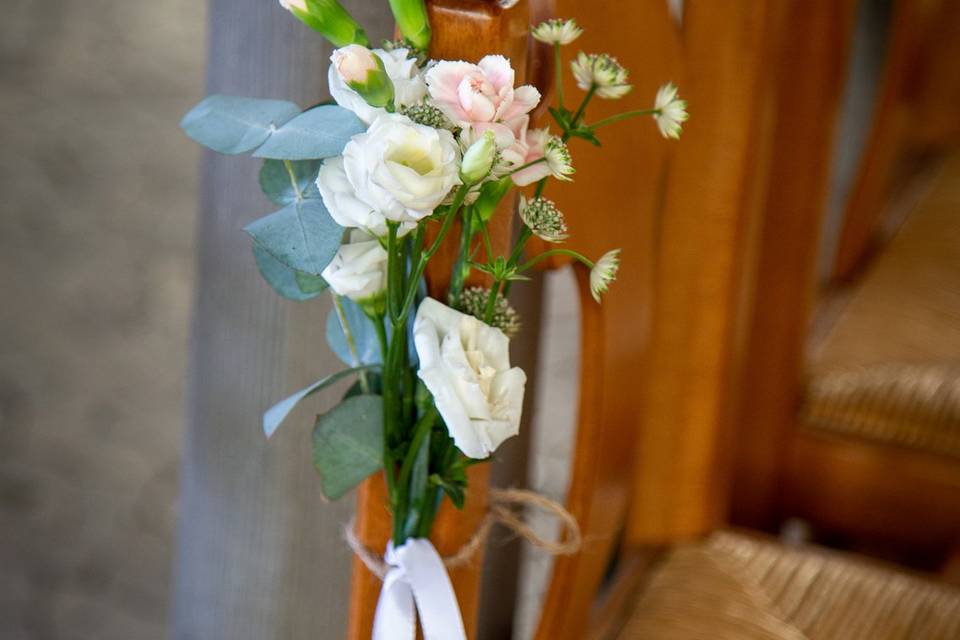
[731,0,960,564]
[347,0,960,637]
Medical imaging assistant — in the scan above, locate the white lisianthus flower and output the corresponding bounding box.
[531,18,583,45]
[329,47,426,124]
[653,82,689,139]
[317,113,461,236]
[571,52,632,99]
[413,298,527,459]
[321,229,388,306]
[590,249,620,302]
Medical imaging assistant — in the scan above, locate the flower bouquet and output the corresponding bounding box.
[181,1,686,637]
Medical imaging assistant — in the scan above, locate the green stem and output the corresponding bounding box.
[447,207,474,307]
[483,280,501,324]
[393,405,438,541]
[396,185,471,322]
[518,247,595,272]
[554,42,565,108]
[568,84,596,135]
[533,178,548,199]
[588,107,659,130]
[507,157,547,176]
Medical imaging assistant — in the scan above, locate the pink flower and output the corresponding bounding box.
[497,118,552,186]
[425,55,540,128]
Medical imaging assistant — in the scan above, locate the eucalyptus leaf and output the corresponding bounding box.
[312,395,383,499]
[259,159,322,206]
[180,95,300,154]
[254,105,365,160]
[245,199,344,276]
[262,366,377,437]
[252,244,327,301]
[326,297,418,367]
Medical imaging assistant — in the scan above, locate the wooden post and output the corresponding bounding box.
[173,2,392,638]
[347,2,531,638]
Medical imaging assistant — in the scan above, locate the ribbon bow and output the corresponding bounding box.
[372,538,467,640]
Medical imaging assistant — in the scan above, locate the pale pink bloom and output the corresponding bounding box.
[495,117,552,186]
[425,55,540,128]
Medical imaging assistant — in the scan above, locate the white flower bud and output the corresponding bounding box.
[332,45,395,108]
[590,249,620,302]
[653,82,689,139]
[279,0,308,11]
[321,229,388,308]
[531,18,583,45]
[460,130,497,185]
[571,52,631,99]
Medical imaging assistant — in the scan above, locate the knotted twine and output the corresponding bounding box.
[345,487,582,580]
[347,488,581,639]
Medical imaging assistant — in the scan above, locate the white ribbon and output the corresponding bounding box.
[372,538,467,640]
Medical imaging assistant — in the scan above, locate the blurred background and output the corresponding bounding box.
[2,0,959,638]
[1,1,203,637]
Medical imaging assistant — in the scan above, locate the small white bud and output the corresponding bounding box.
[571,53,631,99]
[332,45,395,108]
[544,136,574,181]
[459,130,497,185]
[531,18,583,46]
[590,249,620,302]
[653,82,689,139]
[279,0,308,12]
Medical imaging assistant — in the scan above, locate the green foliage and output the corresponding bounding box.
[252,243,327,301]
[312,395,383,499]
[181,99,363,159]
[262,366,377,437]
[474,176,512,222]
[297,0,369,47]
[245,199,343,277]
[387,0,431,50]
[326,297,418,367]
[180,95,300,154]
[253,105,365,160]
[258,159,322,206]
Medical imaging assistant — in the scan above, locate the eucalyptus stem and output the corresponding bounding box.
[589,107,659,130]
[332,294,369,394]
[282,160,304,200]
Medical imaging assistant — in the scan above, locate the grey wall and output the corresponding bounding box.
[0,0,203,638]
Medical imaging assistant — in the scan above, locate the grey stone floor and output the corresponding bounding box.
[0,1,204,638]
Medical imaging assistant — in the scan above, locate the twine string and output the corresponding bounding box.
[345,488,582,580]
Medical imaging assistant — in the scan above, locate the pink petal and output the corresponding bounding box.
[478,55,514,91]
[499,84,541,121]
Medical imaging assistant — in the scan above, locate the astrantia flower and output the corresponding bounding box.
[519,196,568,242]
[399,101,454,130]
[531,18,583,45]
[458,286,521,337]
[328,46,426,124]
[653,82,688,139]
[321,229,388,306]
[316,113,460,235]
[544,136,574,181]
[571,52,631,99]
[413,297,527,459]
[590,249,620,302]
[425,55,540,128]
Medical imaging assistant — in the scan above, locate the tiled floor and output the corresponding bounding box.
[0,1,203,637]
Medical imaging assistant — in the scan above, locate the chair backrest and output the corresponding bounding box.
[532,1,788,637]
[832,0,960,282]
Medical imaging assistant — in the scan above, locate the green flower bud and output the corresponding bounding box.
[388,0,431,50]
[280,0,369,48]
[333,45,395,109]
[459,130,497,185]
